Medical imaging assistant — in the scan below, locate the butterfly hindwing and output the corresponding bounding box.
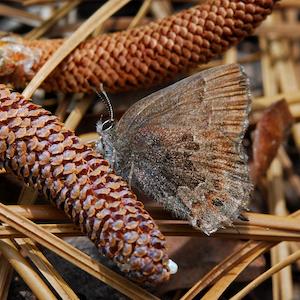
[103,64,252,234]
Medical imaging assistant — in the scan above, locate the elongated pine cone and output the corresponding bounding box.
[0,0,277,93]
[0,85,171,285]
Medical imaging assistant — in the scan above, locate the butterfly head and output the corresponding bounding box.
[94,84,117,166]
[96,118,116,165]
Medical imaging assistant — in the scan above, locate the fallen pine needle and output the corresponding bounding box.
[2,220,300,242]
[6,205,300,233]
[15,238,79,300]
[0,239,56,300]
[127,0,152,29]
[25,0,81,40]
[0,3,42,26]
[0,255,13,300]
[179,241,264,300]
[201,244,267,300]
[230,249,300,300]
[0,203,158,300]
[64,96,93,131]
[180,209,300,299]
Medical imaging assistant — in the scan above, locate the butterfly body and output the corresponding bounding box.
[97,64,252,235]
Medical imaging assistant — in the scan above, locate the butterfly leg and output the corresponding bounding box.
[109,148,117,171]
[128,160,135,189]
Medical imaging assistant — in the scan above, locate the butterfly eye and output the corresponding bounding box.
[101,119,114,131]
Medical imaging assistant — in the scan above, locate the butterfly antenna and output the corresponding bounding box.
[93,84,115,131]
[100,83,114,122]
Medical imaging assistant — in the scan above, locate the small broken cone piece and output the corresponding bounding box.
[0,85,172,285]
[250,99,294,183]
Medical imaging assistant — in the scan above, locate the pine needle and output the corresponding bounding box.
[180,210,300,299]
[230,249,300,300]
[0,203,158,300]
[179,241,263,300]
[64,96,93,131]
[25,1,81,40]
[127,0,152,29]
[0,255,13,300]
[201,246,267,300]
[0,4,42,27]
[15,238,79,300]
[0,239,57,300]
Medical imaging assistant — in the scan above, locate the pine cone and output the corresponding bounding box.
[0,0,278,93]
[0,85,171,285]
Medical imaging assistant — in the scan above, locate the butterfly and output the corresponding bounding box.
[96,64,252,235]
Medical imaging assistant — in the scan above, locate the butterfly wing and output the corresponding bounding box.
[109,64,252,235]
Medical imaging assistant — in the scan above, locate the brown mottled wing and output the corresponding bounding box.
[113,64,252,234]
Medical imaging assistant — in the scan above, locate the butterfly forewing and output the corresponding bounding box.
[100,64,252,235]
